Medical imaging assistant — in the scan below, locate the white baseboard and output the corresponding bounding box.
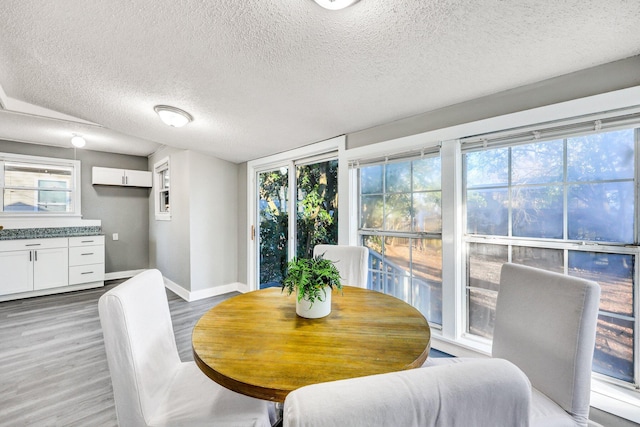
[163,277,246,302]
[163,276,190,300]
[0,281,104,302]
[104,269,146,281]
[235,282,250,293]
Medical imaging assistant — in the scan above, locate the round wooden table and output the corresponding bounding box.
[192,286,431,402]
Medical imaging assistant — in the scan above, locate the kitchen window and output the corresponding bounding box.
[0,153,80,215]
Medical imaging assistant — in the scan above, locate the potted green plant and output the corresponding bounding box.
[281,255,342,318]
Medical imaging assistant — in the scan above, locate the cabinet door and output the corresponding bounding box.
[0,250,33,295]
[92,167,125,185]
[124,169,152,187]
[33,247,69,290]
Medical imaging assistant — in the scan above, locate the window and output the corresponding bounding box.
[154,158,170,221]
[1,154,79,215]
[358,154,442,325]
[463,127,638,385]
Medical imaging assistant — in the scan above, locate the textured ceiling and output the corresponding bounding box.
[0,1,639,163]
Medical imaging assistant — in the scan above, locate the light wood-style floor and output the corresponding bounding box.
[1,280,635,427]
[0,281,236,427]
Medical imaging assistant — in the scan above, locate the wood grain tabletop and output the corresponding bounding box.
[192,286,431,402]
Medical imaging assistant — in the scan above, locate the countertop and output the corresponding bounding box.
[0,226,103,241]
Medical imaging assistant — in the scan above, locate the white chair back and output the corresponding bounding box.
[493,263,601,426]
[99,269,181,425]
[284,358,531,427]
[313,244,369,288]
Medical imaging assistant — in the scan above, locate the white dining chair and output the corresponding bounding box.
[283,358,531,427]
[313,244,369,288]
[424,263,601,427]
[98,269,274,427]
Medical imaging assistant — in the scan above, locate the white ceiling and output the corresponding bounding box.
[0,1,639,163]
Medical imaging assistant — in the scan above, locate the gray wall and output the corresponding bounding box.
[0,140,150,273]
[148,147,240,293]
[348,55,640,149]
[237,162,248,284]
[188,150,239,291]
[148,147,191,289]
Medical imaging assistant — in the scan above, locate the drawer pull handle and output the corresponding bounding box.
[81,271,94,275]
[25,244,41,247]
[81,253,94,256]
[81,240,94,243]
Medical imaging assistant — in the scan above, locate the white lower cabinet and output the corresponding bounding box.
[0,249,33,295]
[0,238,69,295]
[0,235,105,299]
[33,246,69,290]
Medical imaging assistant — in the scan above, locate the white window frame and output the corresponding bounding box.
[355,150,444,325]
[0,152,81,217]
[154,157,171,221]
[343,86,640,423]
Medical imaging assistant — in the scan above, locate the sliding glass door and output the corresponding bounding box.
[256,156,338,288]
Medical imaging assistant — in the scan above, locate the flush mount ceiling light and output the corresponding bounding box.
[154,105,193,128]
[71,135,86,148]
[313,0,360,10]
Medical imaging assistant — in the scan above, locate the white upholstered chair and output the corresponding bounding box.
[313,244,369,288]
[98,269,274,427]
[283,358,532,427]
[424,263,601,427]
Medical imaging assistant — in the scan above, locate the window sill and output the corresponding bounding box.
[1,213,82,218]
[430,335,640,424]
[591,379,640,424]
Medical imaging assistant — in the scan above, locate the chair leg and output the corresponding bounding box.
[272,402,283,427]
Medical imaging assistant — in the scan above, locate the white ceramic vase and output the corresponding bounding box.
[296,288,332,318]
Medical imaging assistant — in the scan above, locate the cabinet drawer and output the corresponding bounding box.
[69,264,105,285]
[69,235,105,247]
[69,245,104,266]
[0,237,68,252]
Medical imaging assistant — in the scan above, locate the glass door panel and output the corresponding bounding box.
[295,159,339,259]
[258,167,289,289]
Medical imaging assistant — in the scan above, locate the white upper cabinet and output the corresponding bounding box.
[92,167,152,187]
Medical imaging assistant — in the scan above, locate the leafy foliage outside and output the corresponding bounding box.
[259,170,289,286]
[296,160,339,259]
[281,255,342,306]
[259,160,338,287]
